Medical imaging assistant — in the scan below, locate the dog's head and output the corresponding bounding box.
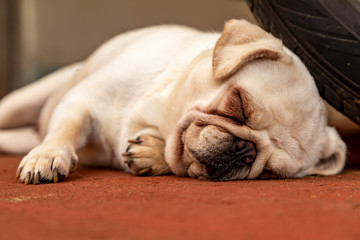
[166,19,346,181]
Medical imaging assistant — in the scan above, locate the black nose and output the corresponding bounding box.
[234,140,257,165]
[196,138,257,179]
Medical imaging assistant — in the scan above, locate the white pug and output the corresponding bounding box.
[0,19,346,184]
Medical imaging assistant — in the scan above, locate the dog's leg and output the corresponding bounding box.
[122,135,171,176]
[0,127,41,154]
[16,104,91,184]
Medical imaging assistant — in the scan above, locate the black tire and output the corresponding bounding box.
[246,0,360,125]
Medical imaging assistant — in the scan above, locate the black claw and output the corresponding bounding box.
[52,168,66,183]
[16,167,23,180]
[53,168,58,183]
[24,172,31,184]
[33,172,40,185]
[122,152,133,157]
[128,136,143,144]
[126,145,131,152]
[137,168,152,175]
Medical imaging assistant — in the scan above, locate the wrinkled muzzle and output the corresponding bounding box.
[183,121,257,181]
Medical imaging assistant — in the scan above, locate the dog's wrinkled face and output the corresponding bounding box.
[183,122,257,181]
[166,20,346,181]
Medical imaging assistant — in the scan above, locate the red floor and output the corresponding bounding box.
[0,134,359,240]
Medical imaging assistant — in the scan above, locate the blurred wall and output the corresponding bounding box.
[0,0,12,97]
[0,0,256,96]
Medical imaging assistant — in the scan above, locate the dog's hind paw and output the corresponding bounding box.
[122,135,171,176]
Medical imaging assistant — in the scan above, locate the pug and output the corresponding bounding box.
[0,19,346,184]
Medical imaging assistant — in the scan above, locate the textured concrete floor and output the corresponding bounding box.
[0,134,359,240]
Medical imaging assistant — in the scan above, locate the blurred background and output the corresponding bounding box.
[0,0,256,98]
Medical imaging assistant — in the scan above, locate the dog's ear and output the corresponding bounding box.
[213,19,290,80]
[310,127,346,176]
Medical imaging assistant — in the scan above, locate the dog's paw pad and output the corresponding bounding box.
[122,135,170,176]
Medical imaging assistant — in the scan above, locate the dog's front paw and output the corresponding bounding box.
[122,135,171,176]
[16,143,78,184]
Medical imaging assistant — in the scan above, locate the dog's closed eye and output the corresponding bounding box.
[211,88,247,124]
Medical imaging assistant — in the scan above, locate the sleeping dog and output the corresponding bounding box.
[0,19,346,183]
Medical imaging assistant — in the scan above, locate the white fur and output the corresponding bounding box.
[0,20,346,183]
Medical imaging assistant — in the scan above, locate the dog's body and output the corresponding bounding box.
[0,20,346,183]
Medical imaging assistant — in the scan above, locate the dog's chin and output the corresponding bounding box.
[181,120,253,181]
